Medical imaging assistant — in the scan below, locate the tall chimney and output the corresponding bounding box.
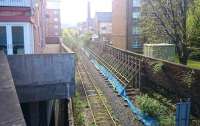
[87,1,91,31]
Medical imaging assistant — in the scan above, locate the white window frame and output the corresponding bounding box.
[0,22,34,55]
[132,11,141,19]
[132,40,141,48]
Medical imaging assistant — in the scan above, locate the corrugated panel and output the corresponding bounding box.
[176,101,191,126]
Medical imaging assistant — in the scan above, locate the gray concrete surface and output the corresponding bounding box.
[8,53,76,103]
[0,51,26,126]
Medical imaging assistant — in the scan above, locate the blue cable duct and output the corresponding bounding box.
[82,49,158,126]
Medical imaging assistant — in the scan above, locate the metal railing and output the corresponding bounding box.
[0,0,31,7]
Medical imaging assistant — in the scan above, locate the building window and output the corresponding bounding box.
[133,0,141,7]
[132,40,141,48]
[0,26,7,54]
[132,11,140,19]
[132,26,140,34]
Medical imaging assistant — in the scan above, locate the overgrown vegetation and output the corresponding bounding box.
[135,94,175,125]
[73,71,87,126]
[73,92,86,126]
[62,28,78,47]
[151,62,164,74]
[62,28,92,49]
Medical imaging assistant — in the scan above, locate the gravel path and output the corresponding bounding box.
[81,52,143,126]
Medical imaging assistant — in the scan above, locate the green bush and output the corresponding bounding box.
[136,94,167,117]
[151,61,164,74]
[135,94,175,125]
[158,114,175,126]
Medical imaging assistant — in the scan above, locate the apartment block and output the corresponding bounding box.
[95,12,112,43]
[112,0,143,53]
[0,1,75,126]
[46,0,61,44]
[0,0,46,54]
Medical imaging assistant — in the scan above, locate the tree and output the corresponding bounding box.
[141,0,193,65]
[62,28,78,48]
[80,32,92,47]
[62,28,92,48]
[187,0,200,48]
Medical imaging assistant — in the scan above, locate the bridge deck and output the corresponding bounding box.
[8,53,75,103]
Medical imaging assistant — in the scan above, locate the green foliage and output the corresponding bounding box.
[151,62,164,74]
[158,114,175,126]
[151,93,175,109]
[80,32,92,47]
[187,0,200,48]
[182,71,195,88]
[135,94,175,125]
[140,0,175,44]
[187,59,200,69]
[73,92,86,126]
[136,94,167,117]
[189,49,200,61]
[62,28,79,47]
[62,28,92,48]
[141,0,196,65]
[191,119,200,126]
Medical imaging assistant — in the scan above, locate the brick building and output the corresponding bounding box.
[0,0,47,54]
[46,0,61,44]
[112,0,143,53]
[0,0,62,54]
[95,12,112,43]
[0,1,74,126]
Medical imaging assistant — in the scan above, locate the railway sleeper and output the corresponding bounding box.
[126,91,139,96]
[96,118,107,122]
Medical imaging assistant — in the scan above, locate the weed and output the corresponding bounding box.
[135,94,175,125]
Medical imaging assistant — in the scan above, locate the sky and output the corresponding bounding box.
[60,0,112,26]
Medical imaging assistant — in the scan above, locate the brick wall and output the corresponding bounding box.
[46,9,61,44]
[31,0,46,53]
[112,0,127,49]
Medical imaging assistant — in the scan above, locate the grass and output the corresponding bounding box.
[187,60,200,69]
[73,72,87,126]
[175,57,200,69]
[73,92,87,126]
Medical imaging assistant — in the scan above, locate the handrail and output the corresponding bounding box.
[105,44,200,70]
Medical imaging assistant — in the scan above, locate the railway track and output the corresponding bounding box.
[77,53,118,126]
